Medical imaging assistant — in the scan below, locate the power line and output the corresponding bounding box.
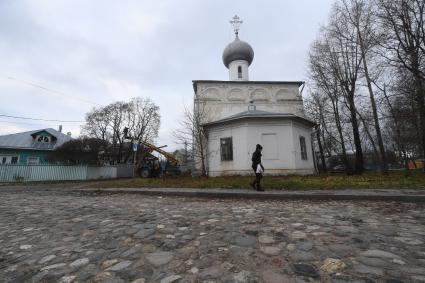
[4,76,102,106]
[0,114,85,123]
[0,120,84,127]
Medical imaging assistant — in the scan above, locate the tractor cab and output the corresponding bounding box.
[136,142,181,178]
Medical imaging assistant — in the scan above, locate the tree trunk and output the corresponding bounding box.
[414,76,425,172]
[333,102,351,174]
[199,134,207,176]
[316,126,327,172]
[358,31,388,173]
[380,84,408,169]
[357,110,380,166]
[347,95,364,174]
[337,126,350,174]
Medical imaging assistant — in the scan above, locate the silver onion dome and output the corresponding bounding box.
[222,36,254,68]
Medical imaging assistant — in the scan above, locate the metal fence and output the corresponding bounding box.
[87,166,117,180]
[116,164,135,178]
[0,164,134,183]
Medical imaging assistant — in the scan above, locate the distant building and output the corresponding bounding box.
[193,16,316,176]
[0,128,72,165]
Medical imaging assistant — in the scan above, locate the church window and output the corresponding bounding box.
[237,66,242,79]
[220,137,233,161]
[299,136,308,160]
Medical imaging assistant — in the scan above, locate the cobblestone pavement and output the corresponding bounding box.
[1,190,425,283]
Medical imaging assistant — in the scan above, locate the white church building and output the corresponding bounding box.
[193,16,316,177]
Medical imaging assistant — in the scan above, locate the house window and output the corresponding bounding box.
[300,136,308,160]
[0,156,18,164]
[237,66,242,79]
[220,137,233,161]
[27,157,40,165]
[36,135,51,143]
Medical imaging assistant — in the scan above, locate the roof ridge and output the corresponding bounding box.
[0,128,45,137]
[0,128,73,150]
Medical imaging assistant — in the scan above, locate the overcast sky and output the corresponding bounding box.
[0,0,334,150]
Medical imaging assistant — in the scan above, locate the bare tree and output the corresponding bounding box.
[306,0,425,172]
[309,36,353,173]
[173,101,209,176]
[339,0,389,173]
[386,72,424,165]
[377,0,425,170]
[82,101,129,164]
[82,97,160,164]
[305,91,328,172]
[122,97,161,163]
[326,3,366,174]
[372,77,410,168]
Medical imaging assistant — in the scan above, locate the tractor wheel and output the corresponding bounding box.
[141,169,150,178]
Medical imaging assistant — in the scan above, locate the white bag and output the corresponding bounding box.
[256,164,264,174]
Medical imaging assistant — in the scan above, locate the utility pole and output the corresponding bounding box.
[124,127,138,178]
[132,142,138,178]
[184,141,188,163]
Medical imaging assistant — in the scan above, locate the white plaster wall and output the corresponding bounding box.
[206,119,314,176]
[228,60,249,81]
[292,121,315,171]
[207,124,248,175]
[195,81,305,125]
[245,121,295,171]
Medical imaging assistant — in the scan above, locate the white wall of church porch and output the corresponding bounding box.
[205,120,313,177]
[292,121,315,170]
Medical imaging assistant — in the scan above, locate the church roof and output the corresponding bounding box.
[202,110,316,128]
[192,80,304,92]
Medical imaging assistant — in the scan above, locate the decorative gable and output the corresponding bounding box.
[30,130,57,149]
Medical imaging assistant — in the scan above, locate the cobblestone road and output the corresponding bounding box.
[1,189,425,283]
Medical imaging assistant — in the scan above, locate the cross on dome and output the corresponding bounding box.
[223,15,254,80]
[230,15,243,36]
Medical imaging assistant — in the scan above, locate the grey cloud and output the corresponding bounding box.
[0,0,333,150]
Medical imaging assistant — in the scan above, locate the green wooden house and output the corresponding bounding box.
[0,128,73,165]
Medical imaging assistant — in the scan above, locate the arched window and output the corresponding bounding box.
[237,66,242,79]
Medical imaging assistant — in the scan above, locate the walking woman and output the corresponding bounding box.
[251,144,265,191]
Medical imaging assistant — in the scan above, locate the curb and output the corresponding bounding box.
[71,188,425,203]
